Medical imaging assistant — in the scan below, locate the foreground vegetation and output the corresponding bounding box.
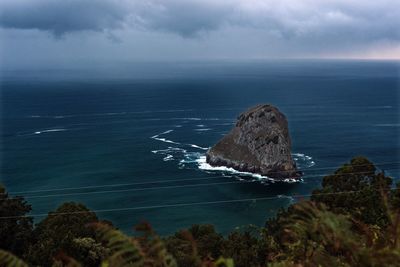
[1,157,399,266]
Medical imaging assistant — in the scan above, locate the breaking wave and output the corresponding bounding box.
[18,128,69,136]
[150,122,315,183]
[150,130,180,145]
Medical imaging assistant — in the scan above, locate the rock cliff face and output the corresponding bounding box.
[206,104,300,179]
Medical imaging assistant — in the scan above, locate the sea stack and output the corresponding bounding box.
[206,104,300,179]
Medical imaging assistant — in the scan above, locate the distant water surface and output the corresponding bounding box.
[1,60,399,235]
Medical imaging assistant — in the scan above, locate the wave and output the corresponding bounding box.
[152,138,180,144]
[36,128,66,134]
[151,147,187,163]
[28,115,72,119]
[151,130,174,138]
[195,156,300,183]
[292,153,315,168]
[20,128,68,136]
[163,155,174,161]
[27,109,196,119]
[150,129,181,144]
[189,144,209,150]
[149,124,313,183]
[151,147,187,154]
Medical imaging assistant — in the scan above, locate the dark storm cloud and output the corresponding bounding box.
[0,0,130,36]
[131,1,234,37]
[0,0,399,43]
[0,0,232,37]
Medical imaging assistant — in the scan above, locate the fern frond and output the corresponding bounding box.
[0,249,28,267]
[135,222,178,267]
[214,257,235,267]
[93,223,145,267]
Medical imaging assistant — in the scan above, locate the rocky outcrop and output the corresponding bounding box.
[206,104,300,179]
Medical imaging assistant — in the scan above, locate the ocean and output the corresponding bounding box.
[1,60,399,235]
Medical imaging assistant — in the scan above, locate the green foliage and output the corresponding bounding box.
[277,201,357,265]
[135,222,177,267]
[165,224,224,267]
[25,202,99,266]
[68,237,108,266]
[0,249,28,267]
[213,257,235,267]
[221,226,271,267]
[0,184,33,258]
[94,223,145,266]
[311,156,392,226]
[270,199,400,267]
[391,182,400,209]
[1,156,400,267]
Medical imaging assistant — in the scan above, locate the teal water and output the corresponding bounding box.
[1,60,399,235]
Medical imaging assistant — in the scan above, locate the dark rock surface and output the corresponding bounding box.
[206,104,301,179]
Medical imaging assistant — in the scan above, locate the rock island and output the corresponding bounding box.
[206,104,301,179]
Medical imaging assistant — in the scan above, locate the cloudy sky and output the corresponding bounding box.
[1,0,399,69]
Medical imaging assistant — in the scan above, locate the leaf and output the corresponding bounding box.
[0,249,28,267]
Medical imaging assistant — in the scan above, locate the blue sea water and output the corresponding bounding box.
[1,60,399,235]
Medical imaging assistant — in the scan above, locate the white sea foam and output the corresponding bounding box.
[195,156,276,181]
[292,153,316,168]
[169,117,202,121]
[194,128,212,132]
[151,147,187,154]
[163,155,174,161]
[151,130,180,144]
[203,118,223,121]
[34,128,67,135]
[194,154,309,183]
[152,147,187,163]
[151,130,173,138]
[189,144,209,150]
[152,137,180,144]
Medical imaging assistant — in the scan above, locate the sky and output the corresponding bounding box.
[0,0,399,70]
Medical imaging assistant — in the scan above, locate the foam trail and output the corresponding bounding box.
[152,138,180,145]
[160,129,174,135]
[34,128,67,135]
[292,153,316,168]
[151,129,181,144]
[196,156,299,183]
[151,129,173,138]
[189,144,209,150]
[151,147,187,154]
[163,155,174,161]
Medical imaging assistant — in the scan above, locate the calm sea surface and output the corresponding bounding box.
[1,60,399,235]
